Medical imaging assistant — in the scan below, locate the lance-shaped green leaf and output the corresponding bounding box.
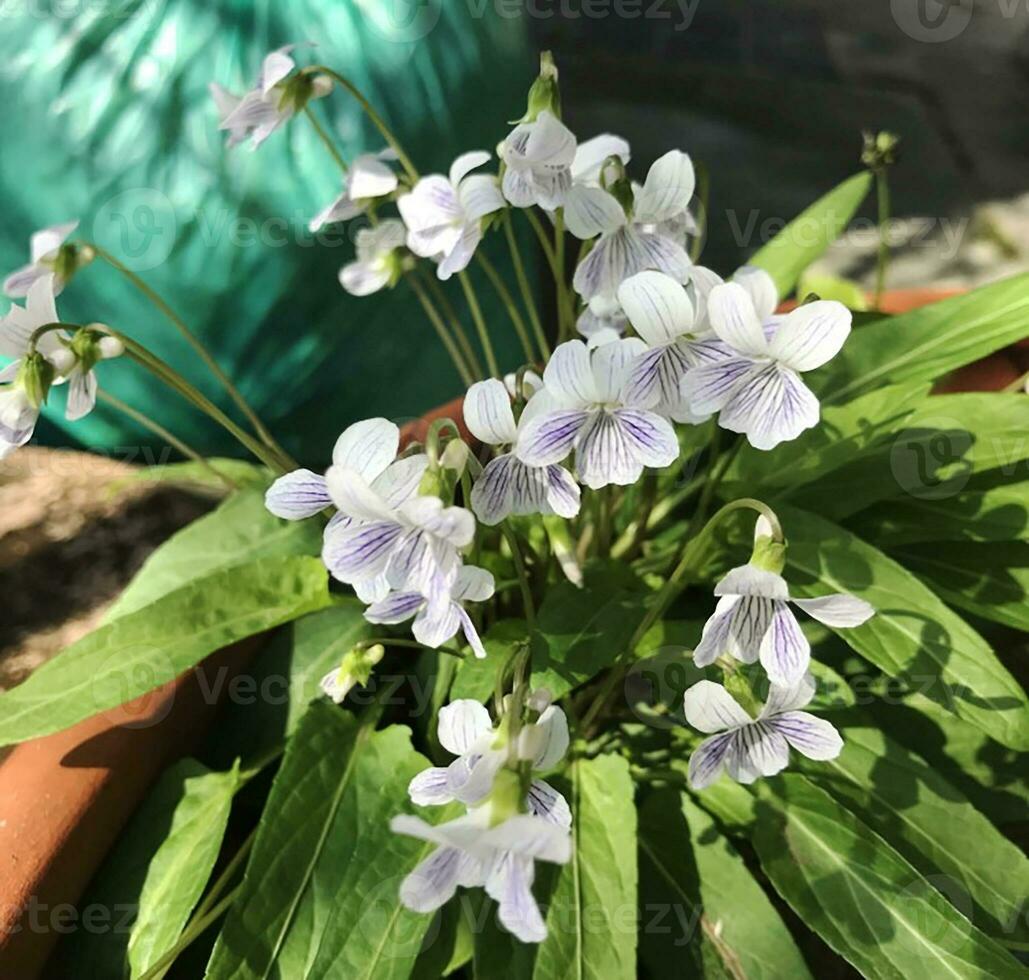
[775,504,1029,750]
[206,707,448,980]
[802,718,1029,946]
[108,488,321,620]
[850,474,1029,544]
[639,788,811,979]
[533,755,637,980]
[751,775,1023,980]
[790,393,1028,520]
[0,556,329,745]
[128,761,241,977]
[727,380,930,491]
[813,272,1029,403]
[125,458,271,494]
[893,541,1029,633]
[748,171,872,298]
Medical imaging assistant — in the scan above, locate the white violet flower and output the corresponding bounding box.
[398,152,505,280]
[681,281,852,450]
[515,338,680,489]
[499,110,577,210]
[464,378,581,525]
[364,565,495,658]
[309,149,399,231]
[571,150,695,301]
[339,219,406,296]
[3,221,85,298]
[684,675,843,789]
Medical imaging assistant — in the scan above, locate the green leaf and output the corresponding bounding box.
[128,761,240,978]
[533,755,637,980]
[451,619,527,704]
[865,692,1029,826]
[108,488,321,620]
[849,475,1029,544]
[749,171,872,298]
[0,556,329,746]
[638,789,811,979]
[204,600,372,768]
[124,458,271,494]
[777,504,1029,750]
[789,393,1028,520]
[893,541,1029,632]
[803,718,1029,945]
[206,706,446,980]
[727,380,930,491]
[813,272,1029,403]
[751,775,1023,979]
[531,582,646,700]
[796,271,869,310]
[49,758,234,979]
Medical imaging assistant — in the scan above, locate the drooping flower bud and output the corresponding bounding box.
[16,351,55,410]
[749,511,786,574]
[319,643,385,704]
[513,51,561,123]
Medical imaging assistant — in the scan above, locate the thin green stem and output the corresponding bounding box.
[303,104,348,172]
[190,828,256,926]
[874,168,891,308]
[88,244,288,464]
[363,636,467,659]
[112,332,291,471]
[306,66,419,181]
[524,208,559,273]
[554,208,570,342]
[501,525,536,628]
[96,391,236,490]
[458,271,500,378]
[503,212,549,359]
[407,273,474,386]
[422,270,484,378]
[476,252,535,364]
[690,162,710,263]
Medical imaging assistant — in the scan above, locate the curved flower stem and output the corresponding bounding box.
[303,104,348,171]
[110,330,292,471]
[581,495,782,737]
[458,271,500,378]
[305,65,419,182]
[523,209,576,332]
[406,273,475,386]
[422,272,483,379]
[362,636,467,659]
[87,244,288,464]
[96,391,237,490]
[476,252,535,364]
[503,211,549,359]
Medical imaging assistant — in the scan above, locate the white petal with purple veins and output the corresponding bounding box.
[680,356,758,417]
[692,600,735,668]
[563,184,626,240]
[456,607,488,659]
[759,600,811,686]
[575,410,642,489]
[688,732,735,789]
[571,133,630,183]
[591,337,646,402]
[719,363,820,450]
[372,454,429,509]
[516,409,590,467]
[331,418,399,481]
[761,672,817,716]
[408,767,454,806]
[464,378,517,446]
[325,465,396,522]
[544,464,581,518]
[437,223,483,280]
[544,340,598,406]
[438,699,492,755]
[414,596,463,649]
[793,593,875,627]
[470,454,516,525]
[769,710,843,760]
[716,563,789,599]
[450,150,491,187]
[707,282,768,356]
[770,300,851,372]
[618,270,694,346]
[732,265,778,321]
[726,722,790,783]
[532,706,569,770]
[399,846,465,913]
[364,590,424,625]
[459,174,505,222]
[683,680,753,733]
[508,459,550,516]
[613,408,679,469]
[488,853,547,943]
[321,520,402,583]
[265,469,331,520]
[528,779,572,828]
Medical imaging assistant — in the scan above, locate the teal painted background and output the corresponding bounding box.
[0,1,531,464]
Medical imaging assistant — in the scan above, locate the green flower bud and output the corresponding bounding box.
[319,643,385,704]
[513,51,561,123]
[861,130,900,171]
[48,242,94,289]
[16,352,55,409]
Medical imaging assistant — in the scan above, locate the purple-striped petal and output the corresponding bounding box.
[759,600,810,686]
[321,520,402,583]
[544,464,581,518]
[682,680,751,733]
[621,343,690,411]
[516,409,590,467]
[688,732,734,789]
[719,363,820,451]
[399,846,465,913]
[265,469,331,520]
[613,408,680,469]
[575,410,642,489]
[725,722,790,783]
[528,778,572,828]
[508,458,550,516]
[364,590,424,625]
[487,853,547,944]
[408,766,454,806]
[768,710,843,761]
[680,356,758,417]
[793,593,874,628]
[470,454,515,526]
[770,300,851,372]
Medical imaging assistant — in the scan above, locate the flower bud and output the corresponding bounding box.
[861,130,899,171]
[16,352,55,410]
[48,241,94,289]
[98,335,125,360]
[319,643,385,704]
[49,347,76,377]
[513,51,561,123]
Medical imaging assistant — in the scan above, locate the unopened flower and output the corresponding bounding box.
[398,152,505,280]
[694,531,873,685]
[339,219,406,296]
[364,565,495,658]
[684,675,843,788]
[681,282,851,450]
[0,353,53,459]
[3,221,92,298]
[213,45,331,150]
[571,150,695,301]
[515,339,680,489]
[319,642,385,703]
[500,110,576,210]
[61,328,124,422]
[309,149,399,230]
[616,270,734,421]
[464,378,580,525]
